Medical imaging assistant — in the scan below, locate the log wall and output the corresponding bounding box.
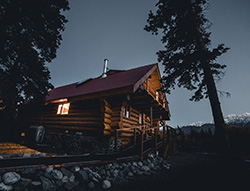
[19,97,162,140]
[101,99,112,136]
[20,100,103,136]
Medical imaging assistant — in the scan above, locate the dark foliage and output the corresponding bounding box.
[177,128,216,152]
[227,126,250,155]
[145,0,230,153]
[144,0,229,101]
[0,0,69,120]
[177,125,250,155]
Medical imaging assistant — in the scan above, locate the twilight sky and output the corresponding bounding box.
[47,0,250,127]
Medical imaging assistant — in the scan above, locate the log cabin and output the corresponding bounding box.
[19,62,170,150]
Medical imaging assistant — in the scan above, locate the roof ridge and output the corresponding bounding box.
[47,63,158,101]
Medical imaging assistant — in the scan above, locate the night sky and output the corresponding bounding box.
[47,0,250,127]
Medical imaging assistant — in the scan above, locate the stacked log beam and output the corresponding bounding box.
[20,100,103,136]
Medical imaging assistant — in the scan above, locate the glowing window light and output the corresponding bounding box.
[57,104,63,114]
[57,103,70,115]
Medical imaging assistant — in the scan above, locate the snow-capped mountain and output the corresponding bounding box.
[224,112,250,126]
[179,112,250,135]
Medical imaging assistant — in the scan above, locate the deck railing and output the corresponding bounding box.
[114,125,176,160]
[142,80,166,108]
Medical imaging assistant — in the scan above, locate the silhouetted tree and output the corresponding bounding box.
[0,0,69,121]
[145,0,230,154]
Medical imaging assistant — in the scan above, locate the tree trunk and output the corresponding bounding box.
[202,61,230,155]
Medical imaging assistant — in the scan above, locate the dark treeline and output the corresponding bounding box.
[177,125,250,155]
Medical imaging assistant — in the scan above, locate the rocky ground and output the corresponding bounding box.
[1,151,250,190]
[0,153,170,191]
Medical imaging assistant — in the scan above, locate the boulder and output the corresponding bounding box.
[51,169,63,180]
[40,153,46,157]
[102,180,111,189]
[14,178,31,191]
[129,165,135,171]
[112,169,119,178]
[32,152,41,157]
[64,182,74,190]
[0,183,13,191]
[118,170,124,177]
[162,160,171,169]
[90,171,101,180]
[31,181,41,186]
[44,172,54,180]
[163,164,171,169]
[141,165,150,172]
[70,166,80,172]
[46,167,54,174]
[128,172,133,177]
[21,167,36,175]
[55,180,64,187]
[138,161,143,167]
[106,170,111,176]
[99,169,106,175]
[136,170,143,175]
[40,176,56,191]
[122,167,130,175]
[88,181,95,189]
[82,167,92,173]
[22,153,31,158]
[2,172,21,185]
[150,163,155,169]
[132,162,138,167]
[60,168,73,177]
[143,160,149,165]
[64,181,79,190]
[113,162,119,168]
[76,170,88,183]
[89,173,99,183]
[69,175,75,182]
[61,176,69,183]
[105,163,112,170]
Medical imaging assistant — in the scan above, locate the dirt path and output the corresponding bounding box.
[111,152,250,190]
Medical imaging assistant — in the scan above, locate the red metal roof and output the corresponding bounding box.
[46,63,157,101]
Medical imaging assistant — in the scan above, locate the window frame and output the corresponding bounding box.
[139,113,143,124]
[56,102,70,115]
[123,104,131,118]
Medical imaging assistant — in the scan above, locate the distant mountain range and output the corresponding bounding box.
[179,112,250,135]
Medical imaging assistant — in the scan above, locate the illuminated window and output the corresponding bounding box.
[123,105,130,118]
[57,103,70,115]
[139,113,143,124]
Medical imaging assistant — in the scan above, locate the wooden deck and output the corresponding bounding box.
[113,125,177,160]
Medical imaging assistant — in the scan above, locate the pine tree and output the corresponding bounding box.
[145,0,230,154]
[0,0,69,120]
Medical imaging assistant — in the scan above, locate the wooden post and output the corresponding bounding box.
[163,125,166,150]
[133,128,136,146]
[154,127,158,153]
[164,126,171,158]
[140,131,144,161]
[150,107,153,127]
[167,126,172,154]
[115,130,118,152]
